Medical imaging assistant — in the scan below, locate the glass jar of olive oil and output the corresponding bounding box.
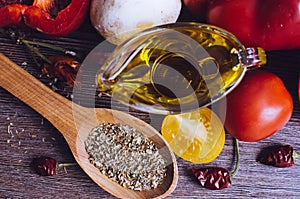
[96,22,266,114]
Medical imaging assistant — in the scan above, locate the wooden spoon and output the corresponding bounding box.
[0,53,178,199]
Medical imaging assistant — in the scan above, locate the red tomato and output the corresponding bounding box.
[183,0,208,21]
[225,71,293,142]
[207,0,300,51]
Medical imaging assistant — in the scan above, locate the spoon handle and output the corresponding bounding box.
[0,53,75,132]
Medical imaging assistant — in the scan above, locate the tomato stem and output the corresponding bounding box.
[230,138,240,178]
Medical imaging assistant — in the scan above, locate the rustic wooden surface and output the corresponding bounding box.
[0,8,300,199]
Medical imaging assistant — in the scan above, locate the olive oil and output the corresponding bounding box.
[97,25,248,114]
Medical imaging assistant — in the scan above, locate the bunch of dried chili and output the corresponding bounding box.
[0,0,90,36]
[257,145,299,168]
[192,138,240,190]
[0,28,83,89]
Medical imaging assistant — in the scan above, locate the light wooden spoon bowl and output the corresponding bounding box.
[0,53,178,199]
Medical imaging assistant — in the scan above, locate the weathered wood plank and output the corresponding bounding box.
[0,12,299,199]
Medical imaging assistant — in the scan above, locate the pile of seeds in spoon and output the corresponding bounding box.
[84,123,167,191]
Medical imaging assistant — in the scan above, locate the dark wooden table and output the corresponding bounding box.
[0,10,299,199]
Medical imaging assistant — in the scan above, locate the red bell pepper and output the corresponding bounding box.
[23,0,90,36]
[207,0,300,51]
[0,0,90,36]
[0,1,29,28]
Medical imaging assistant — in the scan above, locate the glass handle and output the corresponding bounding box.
[244,47,267,70]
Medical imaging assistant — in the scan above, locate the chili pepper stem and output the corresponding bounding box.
[58,163,77,167]
[293,150,300,160]
[230,138,240,178]
[56,162,77,174]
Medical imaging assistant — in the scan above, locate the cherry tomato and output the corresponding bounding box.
[225,71,293,142]
[161,108,225,163]
[183,0,208,21]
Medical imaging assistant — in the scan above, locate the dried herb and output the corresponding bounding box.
[0,28,81,61]
[257,145,299,168]
[85,123,167,191]
[19,38,81,67]
[192,138,240,190]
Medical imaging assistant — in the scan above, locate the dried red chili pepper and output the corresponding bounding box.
[192,167,231,190]
[23,0,90,36]
[32,156,58,176]
[257,145,299,168]
[0,0,90,36]
[32,156,76,176]
[192,138,240,190]
[42,56,81,88]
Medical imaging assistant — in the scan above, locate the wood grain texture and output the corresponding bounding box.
[0,10,300,199]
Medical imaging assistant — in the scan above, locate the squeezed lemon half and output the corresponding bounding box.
[161,108,225,163]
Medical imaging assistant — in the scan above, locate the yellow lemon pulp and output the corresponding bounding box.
[161,108,225,163]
